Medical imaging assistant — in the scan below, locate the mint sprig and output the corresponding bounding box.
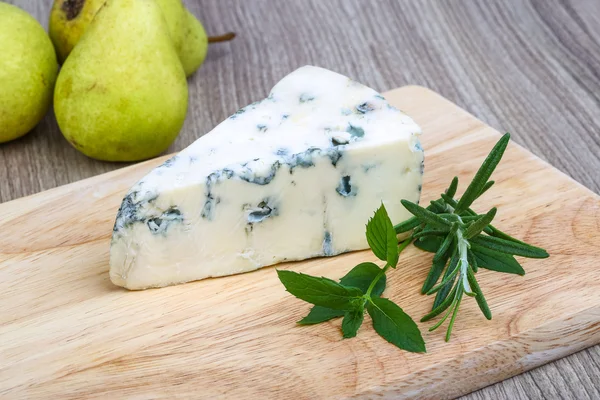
[278,205,426,353]
[278,132,548,349]
[297,262,386,325]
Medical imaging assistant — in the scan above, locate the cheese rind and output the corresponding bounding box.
[110,66,424,289]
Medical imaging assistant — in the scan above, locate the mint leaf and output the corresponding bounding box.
[297,307,344,325]
[340,262,386,296]
[342,308,364,338]
[470,245,525,275]
[277,270,363,310]
[298,262,386,325]
[367,297,426,353]
[366,204,399,267]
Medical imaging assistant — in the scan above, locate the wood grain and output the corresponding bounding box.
[2,1,600,398]
[1,86,599,399]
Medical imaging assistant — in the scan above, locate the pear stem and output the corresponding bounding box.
[208,32,236,43]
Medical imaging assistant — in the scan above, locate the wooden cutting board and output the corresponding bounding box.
[1,86,599,399]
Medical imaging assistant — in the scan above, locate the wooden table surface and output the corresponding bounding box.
[2,0,599,398]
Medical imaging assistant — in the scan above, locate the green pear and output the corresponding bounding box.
[49,0,106,64]
[54,0,188,162]
[155,0,186,59]
[50,0,185,65]
[179,8,208,77]
[0,2,58,144]
[49,0,234,76]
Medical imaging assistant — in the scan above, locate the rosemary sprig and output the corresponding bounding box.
[400,133,549,341]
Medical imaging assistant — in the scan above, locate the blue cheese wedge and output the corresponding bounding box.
[110,66,424,289]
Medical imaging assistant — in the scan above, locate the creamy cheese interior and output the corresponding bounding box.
[110,66,424,289]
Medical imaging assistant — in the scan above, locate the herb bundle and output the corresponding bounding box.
[278,133,549,351]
